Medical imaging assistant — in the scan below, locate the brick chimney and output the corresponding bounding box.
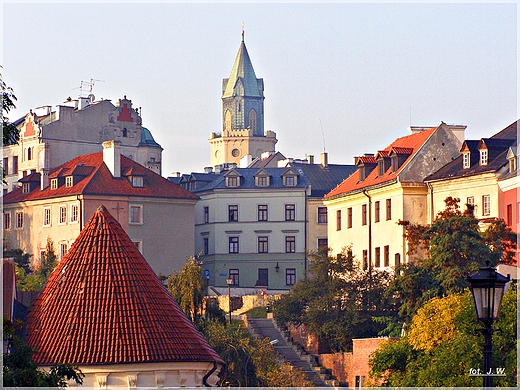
[102,140,121,178]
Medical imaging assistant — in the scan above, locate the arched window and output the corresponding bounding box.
[225,110,232,131]
[27,147,32,160]
[122,128,128,137]
[249,109,257,133]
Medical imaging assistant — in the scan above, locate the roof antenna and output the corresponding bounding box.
[319,118,326,154]
[241,22,245,42]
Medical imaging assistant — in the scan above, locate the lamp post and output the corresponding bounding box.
[466,262,509,388]
[226,277,233,325]
[245,339,279,387]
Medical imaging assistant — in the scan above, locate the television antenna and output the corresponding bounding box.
[74,78,105,98]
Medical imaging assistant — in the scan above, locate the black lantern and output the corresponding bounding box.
[466,262,509,388]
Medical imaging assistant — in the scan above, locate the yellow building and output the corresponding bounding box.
[324,123,463,269]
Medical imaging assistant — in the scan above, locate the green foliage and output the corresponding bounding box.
[1,70,19,147]
[167,256,205,324]
[3,318,84,388]
[242,305,267,318]
[200,319,312,387]
[399,197,517,297]
[369,287,517,387]
[3,248,32,273]
[272,247,398,352]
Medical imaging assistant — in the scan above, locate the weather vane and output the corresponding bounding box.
[242,22,245,41]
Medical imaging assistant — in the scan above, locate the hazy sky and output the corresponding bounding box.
[3,2,517,175]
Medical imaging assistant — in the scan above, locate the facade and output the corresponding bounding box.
[324,123,464,269]
[208,32,277,168]
[26,206,223,388]
[187,167,309,290]
[2,95,163,193]
[425,120,518,266]
[3,141,198,276]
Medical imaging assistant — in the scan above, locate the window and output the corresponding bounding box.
[258,205,268,221]
[285,236,296,253]
[509,157,516,173]
[317,207,327,224]
[506,204,513,226]
[2,157,8,174]
[362,250,368,270]
[347,207,353,228]
[375,201,380,222]
[43,207,51,227]
[229,237,239,253]
[285,204,295,221]
[59,205,67,224]
[50,178,58,190]
[257,268,269,286]
[70,204,79,223]
[336,210,342,230]
[256,176,269,187]
[227,176,239,187]
[258,236,269,253]
[133,241,142,252]
[22,183,30,194]
[122,128,128,137]
[204,206,209,223]
[228,205,238,222]
[4,212,11,230]
[463,152,471,168]
[375,247,381,267]
[317,238,328,251]
[480,149,488,165]
[466,197,475,216]
[286,268,296,285]
[384,245,390,267]
[378,160,385,176]
[12,156,18,174]
[482,195,491,216]
[132,176,143,188]
[27,147,33,160]
[395,253,401,267]
[15,211,23,229]
[284,176,296,186]
[229,269,239,285]
[130,204,143,224]
[386,199,392,220]
[362,204,367,225]
[65,176,73,187]
[60,243,68,260]
[203,237,209,255]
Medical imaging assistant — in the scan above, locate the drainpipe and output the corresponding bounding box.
[304,185,309,278]
[362,190,372,283]
[203,361,218,387]
[77,194,84,230]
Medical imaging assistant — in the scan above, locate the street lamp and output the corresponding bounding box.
[226,277,233,325]
[245,339,279,387]
[466,262,509,388]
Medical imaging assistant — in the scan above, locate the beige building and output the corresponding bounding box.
[324,123,464,269]
[3,141,197,276]
[3,95,162,193]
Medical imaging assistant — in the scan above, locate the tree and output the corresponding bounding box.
[3,318,84,388]
[1,70,19,146]
[167,256,205,324]
[272,248,398,352]
[399,197,517,295]
[369,287,517,387]
[12,238,58,292]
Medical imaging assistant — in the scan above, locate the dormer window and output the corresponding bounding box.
[463,152,471,169]
[377,160,385,176]
[227,176,239,187]
[65,176,73,187]
[132,176,144,188]
[510,158,517,173]
[284,175,296,186]
[50,178,58,190]
[254,170,271,187]
[480,149,488,166]
[22,183,30,194]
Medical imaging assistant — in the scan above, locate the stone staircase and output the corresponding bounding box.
[246,317,337,387]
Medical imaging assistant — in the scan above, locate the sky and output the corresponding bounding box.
[2,2,517,176]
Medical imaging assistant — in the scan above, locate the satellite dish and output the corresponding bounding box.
[88,94,95,102]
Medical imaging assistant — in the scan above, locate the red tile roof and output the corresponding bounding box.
[26,205,223,366]
[326,127,436,199]
[3,152,198,203]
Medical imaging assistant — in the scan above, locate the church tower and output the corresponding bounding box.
[209,30,277,168]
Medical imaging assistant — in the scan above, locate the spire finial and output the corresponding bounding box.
[241,22,245,42]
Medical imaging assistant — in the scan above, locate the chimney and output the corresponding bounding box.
[102,140,121,178]
[307,155,314,164]
[204,167,213,174]
[321,152,328,167]
[40,168,50,190]
[446,124,466,145]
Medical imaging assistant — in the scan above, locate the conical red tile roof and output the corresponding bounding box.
[26,205,223,366]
